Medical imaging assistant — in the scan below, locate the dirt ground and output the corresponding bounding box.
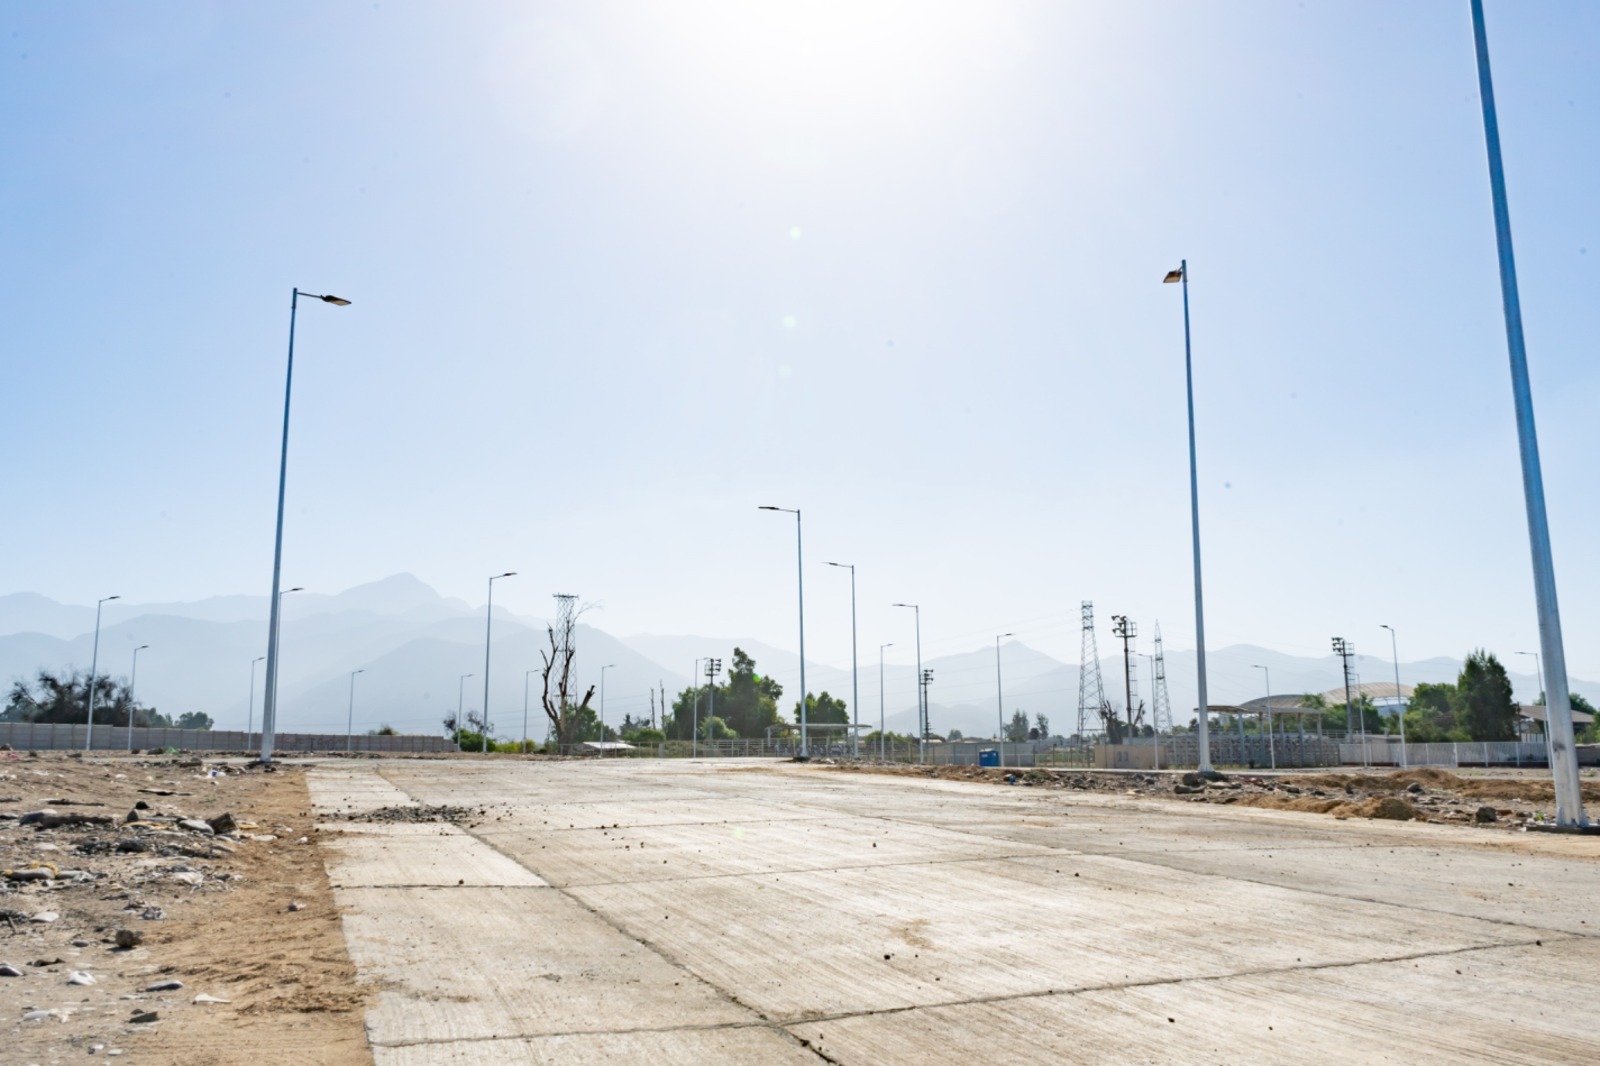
[829,761,1600,829]
[0,751,369,1065]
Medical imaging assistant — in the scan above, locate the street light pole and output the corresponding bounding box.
[759,506,808,756]
[827,562,860,758]
[995,633,1014,767]
[1515,650,1549,765]
[127,644,150,751]
[1252,664,1275,770]
[85,595,119,751]
[1469,0,1586,827]
[247,656,265,749]
[346,669,364,752]
[600,664,616,742]
[267,586,304,741]
[458,673,473,744]
[261,288,349,765]
[691,657,703,758]
[1140,652,1161,771]
[481,571,516,753]
[1380,625,1408,769]
[1164,262,1212,773]
[878,643,893,761]
[892,603,923,764]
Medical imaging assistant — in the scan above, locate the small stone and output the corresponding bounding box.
[1406,782,1424,794]
[0,963,22,977]
[67,970,97,986]
[1474,805,1498,824]
[206,813,237,835]
[191,993,231,1005]
[114,929,142,950]
[24,1007,70,1022]
[143,979,184,992]
[30,912,60,923]
[139,907,165,921]
[129,1010,159,1023]
[116,838,149,853]
[8,868,53,882]
[286,901,305,912]
[169,871,204,886]
[134,800,149,810]
[18,809,57,826]
[178,819,214,835]
[71,940,89,948]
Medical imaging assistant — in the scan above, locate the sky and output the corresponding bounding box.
[4,1,1598,693]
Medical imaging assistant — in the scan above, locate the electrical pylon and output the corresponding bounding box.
[1076,602,1107,740]
[1152,622,1173,735]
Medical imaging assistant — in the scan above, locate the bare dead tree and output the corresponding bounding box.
[540,594,596,746]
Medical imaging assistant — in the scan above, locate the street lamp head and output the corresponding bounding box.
[318,295,351,306]
[758,505,781,511]
[1000,632,1014,638]
[136,644,150,651]
[104,595,121,602]
[825,561,849,568]
[495,571,516,578]
[285,586,305,594]
[1163,268,1184,284]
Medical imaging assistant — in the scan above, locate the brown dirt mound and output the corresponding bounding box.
[1388,768,1465,789]
[1238,794,1421,821]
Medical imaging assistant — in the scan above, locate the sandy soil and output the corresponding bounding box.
[827,761,1597,828]
[0,751,369,1064]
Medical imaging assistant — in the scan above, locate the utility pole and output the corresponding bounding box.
[704,658,722,751]
[1332,637,1356,740]
[920,669,934,744]
[1112,615,1138,740]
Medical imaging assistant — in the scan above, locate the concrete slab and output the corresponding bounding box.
[338,885,755,1046]
[373,1026,823,1066]
[320,823,547,888]
[309,759,1600,1064]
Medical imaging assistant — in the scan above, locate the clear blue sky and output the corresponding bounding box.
[4,1,1597,693]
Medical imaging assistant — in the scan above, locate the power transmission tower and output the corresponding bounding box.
[1111,615,1139,738]
[1151,622,1173,735]
[1076,602,1107,741]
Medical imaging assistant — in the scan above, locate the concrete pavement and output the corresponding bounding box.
[307,759,1600,1064]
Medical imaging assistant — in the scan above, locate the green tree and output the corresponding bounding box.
[795,691,848,726]
[176,711,214,731]
[719,649,783,737]
[1005,709,1030,742]
[1457,650,1516,741]
[1034,712,1050,739]
[947,728,963,742]
[5,669,168,727]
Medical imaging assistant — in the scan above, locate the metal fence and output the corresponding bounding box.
[1339,739,1550,768]
[0,722,457,754]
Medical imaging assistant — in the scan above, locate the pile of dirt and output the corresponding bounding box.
[0,754,369,1064]
[334,803,475,824]
[1237,794,1420,820]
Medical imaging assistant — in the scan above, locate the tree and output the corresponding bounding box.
[1034,712,1050,739]
[1005,710,1030,742]
[538,597,597,746]
[947,728,963,742]
[1457,650,1516,741]
[5,669,168,727]
[176,712,214,731]
[795,691,847,726]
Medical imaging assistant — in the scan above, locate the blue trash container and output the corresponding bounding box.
[978,748,1000,768]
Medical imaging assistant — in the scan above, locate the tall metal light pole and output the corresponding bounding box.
[1140,651,1160,771]
[1380,625,1408,768]
[1515,650,1550,764]
[826,562,860,758]
[600,663,616,742]
[1469,0,1586,827]
[691,657,703,757]
[523,669,537,753]
[1252,664,1275,770]
[1164,262,1212,773]
[995,633,1014,767]
[261,288,349,765]
[457,673,473,743]
[759,506,808,756]
[267,586,304,739]
[247,655,265,748]
[892,603,923,763]
[878,642,893,761]
[84,594,120,751]
[345,669,364,752]
[127,644,150,751]
[481,571,517,753]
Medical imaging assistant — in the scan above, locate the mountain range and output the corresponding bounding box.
[1,575,1590,742]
